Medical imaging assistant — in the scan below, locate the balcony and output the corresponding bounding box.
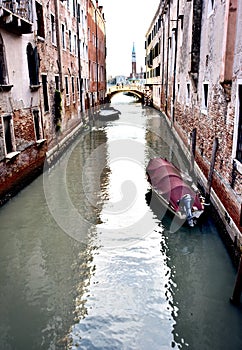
[0,0,33,34]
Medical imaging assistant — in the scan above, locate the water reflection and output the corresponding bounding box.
[69,226,178,350]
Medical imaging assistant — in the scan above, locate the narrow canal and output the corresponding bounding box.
[0,95,241,350]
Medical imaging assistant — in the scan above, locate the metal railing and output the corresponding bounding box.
[0,0,32,22]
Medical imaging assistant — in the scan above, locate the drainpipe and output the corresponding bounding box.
[165,2,170,116]
[171,0,180,126]
[161,18,165,87]
[54,0,63,92]
[205,137,219,202]
[76,0,83,113]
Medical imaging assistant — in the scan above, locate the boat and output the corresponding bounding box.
[146,157,205,227]
[97,107,121,121]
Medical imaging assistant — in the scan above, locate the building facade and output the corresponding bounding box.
[0,0,106,204]
[0,0,47,202]
[87,0,106,108]
[145,0,242,249]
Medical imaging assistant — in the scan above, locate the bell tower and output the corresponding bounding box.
[132,42,136,78]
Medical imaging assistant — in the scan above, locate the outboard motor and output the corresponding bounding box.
[179,194,194,227]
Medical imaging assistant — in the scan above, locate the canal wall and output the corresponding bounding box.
[159,110,242,265]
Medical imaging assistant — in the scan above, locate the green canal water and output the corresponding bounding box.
[0,94,241,350]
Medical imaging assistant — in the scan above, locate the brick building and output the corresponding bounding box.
[0,0,47,203]
[87,0,106,108]
[0,0,106,204]
[145,0,242,249]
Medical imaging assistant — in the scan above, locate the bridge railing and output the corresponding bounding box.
[107,84,145,93]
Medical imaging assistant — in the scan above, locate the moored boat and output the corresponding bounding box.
[146,157,205,227]
[97,107,121,121]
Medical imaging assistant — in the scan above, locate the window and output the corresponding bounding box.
[33,110,42,140]
[62,24,66,49]
[26,43,39,86]
[77,77,80,101]
[72,0,76,17]
[208,0,215,17]
[72,76,75,103]
[81,9,84,26]
[235,85,242,162]
[51,14,56,45]
[179,15,184,47]
[177,83,180,101]
[65,76,70,105]
[202,82,209,112]
[42,74,49,112]
[69,30,72,52]
[35,1,45,38]
[77,4,80,23]
[55,75,59,90]
[186,83,191,104]
[73,34,77,55]
[3,115,14,154]
[0,34,9,85]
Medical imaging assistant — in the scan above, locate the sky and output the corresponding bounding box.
[100,0,160,78]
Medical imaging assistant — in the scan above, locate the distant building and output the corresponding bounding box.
[131,42,136,78]
[129,42,144,83]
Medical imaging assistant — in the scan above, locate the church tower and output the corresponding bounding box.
[132,42,137,78]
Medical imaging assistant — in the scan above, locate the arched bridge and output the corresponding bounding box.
[106,84,145,102]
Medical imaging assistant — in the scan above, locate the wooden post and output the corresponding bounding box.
[190,128,196,173]
[230,255,242,305]
[205,137,219,202]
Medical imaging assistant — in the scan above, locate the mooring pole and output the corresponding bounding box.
[205,137,219,202]
[230,255,242,305]
[190,128,197,173]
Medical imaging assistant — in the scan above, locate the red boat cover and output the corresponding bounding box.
[146,158,203,211]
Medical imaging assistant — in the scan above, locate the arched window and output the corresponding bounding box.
[0,34,9,85]
[27,43,39,86]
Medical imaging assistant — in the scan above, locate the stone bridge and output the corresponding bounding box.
[106,84,146,102]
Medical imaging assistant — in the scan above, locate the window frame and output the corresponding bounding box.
[65,75,70,106]
[51,13,56,46]
[186,82,191,105]
[41,74,49,112]
[2,114,15,155]
[232,81,242,170]
[201,81,209,114]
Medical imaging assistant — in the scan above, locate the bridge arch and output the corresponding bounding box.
[106,85,145,103]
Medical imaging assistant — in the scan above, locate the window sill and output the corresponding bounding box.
[0,84,13,92]
[30,84,41,92]
[201,108,208,115]
[5,151,20,161]
[37,36,45,42]
[36,138,46,146]
[233,159,242,175]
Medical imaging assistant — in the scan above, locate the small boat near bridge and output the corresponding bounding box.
[97,106,121,121]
